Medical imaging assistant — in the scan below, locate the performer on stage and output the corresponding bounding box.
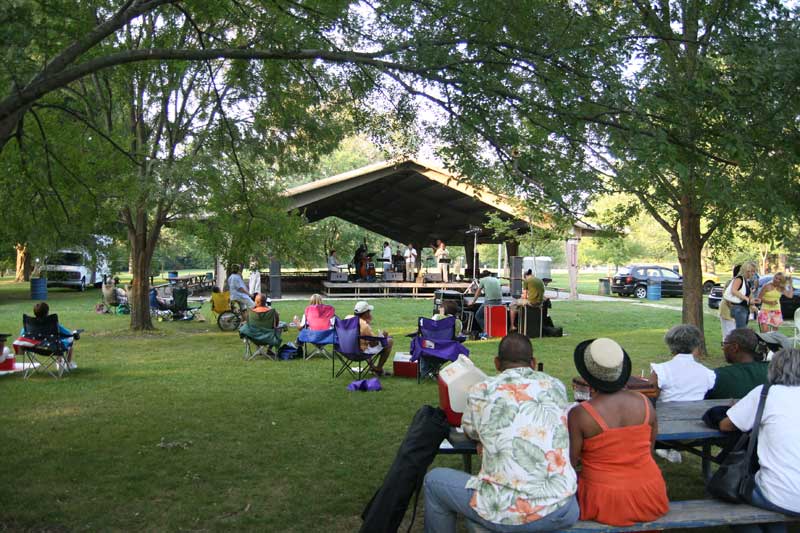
[434,239,450,282]
[404,243,418,282]
[382,241,392,273]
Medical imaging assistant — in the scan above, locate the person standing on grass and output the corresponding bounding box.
[568,338,669,527]
[756,272,794,333]
[423,333,579,533]
[728,261,759,329]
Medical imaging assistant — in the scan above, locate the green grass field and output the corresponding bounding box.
[0,279,777,532]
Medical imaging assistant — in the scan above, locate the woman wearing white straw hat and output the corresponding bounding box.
[568,338,669,527]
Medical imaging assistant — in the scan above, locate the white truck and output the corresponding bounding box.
[41,249,110,291]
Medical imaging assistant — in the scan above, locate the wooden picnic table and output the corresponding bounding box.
[439,398,732,476]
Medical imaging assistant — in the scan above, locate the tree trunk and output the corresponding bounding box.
[125,205,164,331]
[15,243,32,282]
[677,212,705,350]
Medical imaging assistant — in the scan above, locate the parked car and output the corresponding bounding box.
[709,274,800,318]
[611,265,683,299]
[708,285,724,309]
[41,249,109,291]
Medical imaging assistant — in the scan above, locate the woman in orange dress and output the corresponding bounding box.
[568,338,669,526]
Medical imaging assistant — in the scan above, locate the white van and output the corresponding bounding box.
[42,249,110,291]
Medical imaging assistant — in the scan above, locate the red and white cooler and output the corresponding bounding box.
[392,352,418,378]
[437,355,488,426]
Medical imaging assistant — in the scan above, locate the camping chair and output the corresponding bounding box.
[102,283,121,314]
[17,314,76,378]
[332,316,385,379]
[149,288,173,320]
[409,316,469,383]
[211,290,231,319]
[297,304,336,360]
[171,287,201,320]
[239,308,282,360]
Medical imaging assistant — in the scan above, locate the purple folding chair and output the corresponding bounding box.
[409,316,469,383]
[332,316,386,379]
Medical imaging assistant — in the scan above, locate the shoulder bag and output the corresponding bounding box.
[723,277,744,304]
[706,383,770,503]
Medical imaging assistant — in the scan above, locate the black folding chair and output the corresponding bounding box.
[171,287,202,320]
[19,314,74,379]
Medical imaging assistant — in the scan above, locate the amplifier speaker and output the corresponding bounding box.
[510,256,523,298]
[424,273,443,283]
[384,272,404,282]
[329,272,348,282]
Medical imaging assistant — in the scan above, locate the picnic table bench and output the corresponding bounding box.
[467,500,798,532]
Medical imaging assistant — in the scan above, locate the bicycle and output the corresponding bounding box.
[217,301,245,331]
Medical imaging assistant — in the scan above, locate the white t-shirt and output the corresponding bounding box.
[383,245,392,263]
[228,274,249,300]
[727,384,800,512]
[404,247,417,263]
[651,353,715,402]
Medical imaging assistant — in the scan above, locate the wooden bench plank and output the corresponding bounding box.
[566,500,798,532]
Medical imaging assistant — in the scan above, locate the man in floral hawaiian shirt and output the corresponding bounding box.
[423,333,579,532]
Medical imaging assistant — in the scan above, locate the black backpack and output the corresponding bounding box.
[360,405,450,533]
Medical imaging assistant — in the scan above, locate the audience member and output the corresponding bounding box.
[432,300,463,337]
[721,348,800,529]
[23,302,80,370]
[470,270,502,333]
[706,328,768,399]
[299,294,334,329]
[421,300,464,378]
[649,324,715,402]
[649,324,716,462]
[352,300,394,377]
[756,272,794,333]
[568,338,668,526]
[424,333,578,532]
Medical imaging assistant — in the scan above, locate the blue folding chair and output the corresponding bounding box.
[409,316,469,383]
[332,316,385,379]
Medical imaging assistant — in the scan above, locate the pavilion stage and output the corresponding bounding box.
[322,280,471,298]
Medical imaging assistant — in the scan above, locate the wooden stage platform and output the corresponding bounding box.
[322,280,471,298]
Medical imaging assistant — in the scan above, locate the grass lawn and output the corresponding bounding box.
[0,279,781,532]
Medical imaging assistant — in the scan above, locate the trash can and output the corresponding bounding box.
[30,277,48,300]
[598,278,610,296]
[646,278,662,300]
[167,271,179,281]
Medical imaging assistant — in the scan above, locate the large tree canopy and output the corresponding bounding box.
[3,0,799,337]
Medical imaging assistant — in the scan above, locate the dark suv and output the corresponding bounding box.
[611,265,683,299]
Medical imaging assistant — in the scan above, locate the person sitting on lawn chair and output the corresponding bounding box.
[238,294,282,358]
[22,302,80,370]
[150,288,172,311]
[352,300,393,377]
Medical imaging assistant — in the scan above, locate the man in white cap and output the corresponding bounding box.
[353,300,394,376]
